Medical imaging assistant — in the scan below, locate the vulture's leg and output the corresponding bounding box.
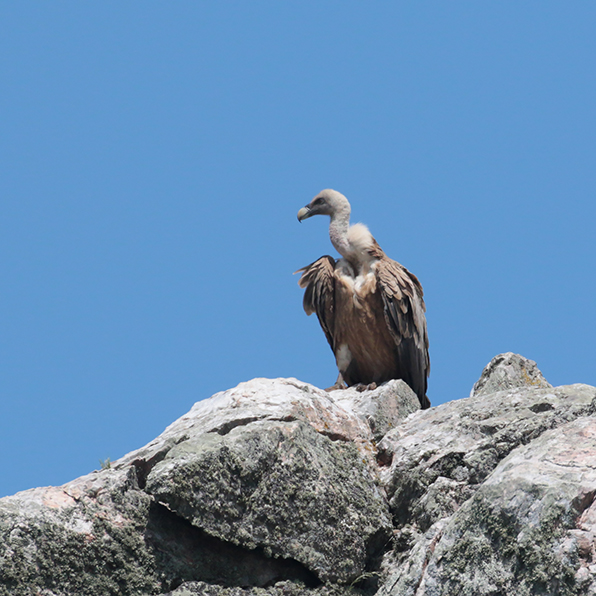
[325,372,347,392]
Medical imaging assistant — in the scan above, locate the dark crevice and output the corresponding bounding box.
[208,415,299,436]
[376,447,393,467]
[131,451,169,490]
[529,402,555,413]
[208,413,354,444]
[317,430,352,443]
[210,415,299,436]
[278,415,299,423]
[348,527,394,594]
[144,501,321,592]
[209,417,265,436]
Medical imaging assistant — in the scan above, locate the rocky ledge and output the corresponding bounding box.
[1,353,596,596]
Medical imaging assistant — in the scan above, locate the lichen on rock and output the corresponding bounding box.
[470,352,552,397]
[1,357,596,596]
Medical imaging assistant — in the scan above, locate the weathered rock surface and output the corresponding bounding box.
[470,351,552,397]
[1,355,596,596]
[376,365,596,596]
[418,416,596,596]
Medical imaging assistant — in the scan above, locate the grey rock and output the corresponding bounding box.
[116,377,380,472]
[470,352,552,397]
[0,377,408,595]
[378,382,596,534]
[163,580,363,596]
[419,415,596,595]
[145,418,391,583]
[0,467,160,596]
[134,378,394,584]
[330,380,420,443]
[3,358,596,596]
[376,354,596,596]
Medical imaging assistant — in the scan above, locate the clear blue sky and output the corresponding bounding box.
[1,3,595,498]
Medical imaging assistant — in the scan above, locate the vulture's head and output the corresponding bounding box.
[297,189,351,222]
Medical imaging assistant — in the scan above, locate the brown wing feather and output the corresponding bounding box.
[374,255,431,408]
[295,256,336,351]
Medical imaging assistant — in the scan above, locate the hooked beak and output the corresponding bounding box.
[297,206,311,222]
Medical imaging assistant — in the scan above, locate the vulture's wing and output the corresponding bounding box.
[375,256,430,407]
[295,256,336,351]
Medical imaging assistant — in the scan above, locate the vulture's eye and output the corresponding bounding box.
[314,197,324,205]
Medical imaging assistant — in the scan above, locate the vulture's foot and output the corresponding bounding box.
[355,382,378,392]
[325,373,348,392]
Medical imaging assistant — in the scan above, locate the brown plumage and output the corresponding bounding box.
[296,189,430,409]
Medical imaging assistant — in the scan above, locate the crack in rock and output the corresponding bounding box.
[207,413,357,444]
[145,501,321,591]
[209,417,266,436]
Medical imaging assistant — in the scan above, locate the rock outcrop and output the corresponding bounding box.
[1,354,595,596]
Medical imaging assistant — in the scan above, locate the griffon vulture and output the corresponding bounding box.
[296,189,430,409]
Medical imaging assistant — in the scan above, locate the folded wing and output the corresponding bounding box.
[375,256,430,407]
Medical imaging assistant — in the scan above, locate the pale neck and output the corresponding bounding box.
[329,210,352,258]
